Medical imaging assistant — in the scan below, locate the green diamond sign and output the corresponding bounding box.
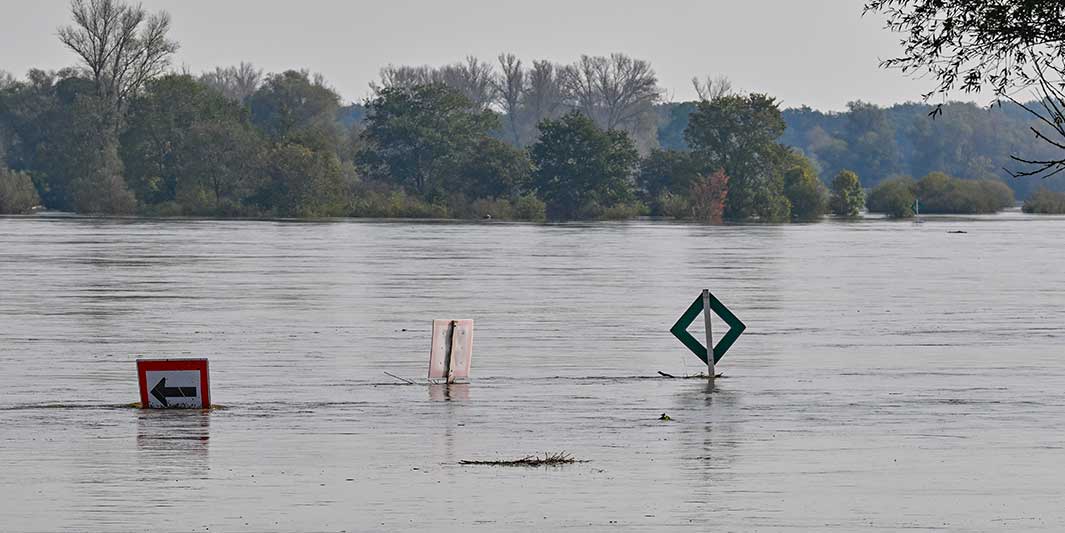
[670,291,746,364]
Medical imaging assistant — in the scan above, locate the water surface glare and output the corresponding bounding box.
[1,214,1064,531]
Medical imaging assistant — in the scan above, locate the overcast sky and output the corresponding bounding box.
[1,0,943,111]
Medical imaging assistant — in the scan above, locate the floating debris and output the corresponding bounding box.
[658,371,724,379]
[659,413,672,421]
[459,451,586,467]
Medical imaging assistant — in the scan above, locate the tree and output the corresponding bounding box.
[685,93,790,220]
[200,62,262,103]
[689,170,729,223]
[248,70,341,147]
[840,101,901,179]
[495,54,526,145]
[691,75,733,102]
[460,137,532,199]
[122,74,262,209]
[559,54,662,151]
[258,142,349,217]
[58,0,178,130]
[436,56,498,111]
[0,164,40,214]
[867,176,917,218]
[523,60,565,140]
[375,57,498,111]
[830,170,865,217]
[359,84,498,199]
[637,149,703,200]
[530,111,639,219]
[781,151,827,221]
[2,73,135,213]
[865,0,1065,178]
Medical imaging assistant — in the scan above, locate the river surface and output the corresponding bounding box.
[1,213,1063,532]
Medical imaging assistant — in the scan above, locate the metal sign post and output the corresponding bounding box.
[702,289,714,379]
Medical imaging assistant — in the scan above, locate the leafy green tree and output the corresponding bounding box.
[530,111,639,219]
[249,70,342,148]
[258,142,349,217]
[359,84,498,199]
[684,93,790,220]
[122,74,263,211]
[867,177,917,218]
[460,137,532,199]
[1,73,134,213]
[781,151,827,221]
[830,170,865,217]
[637,149,703,200]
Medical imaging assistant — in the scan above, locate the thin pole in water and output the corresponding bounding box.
[702,289,714,380]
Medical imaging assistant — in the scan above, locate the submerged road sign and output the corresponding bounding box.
[137,359,210,409]
[428,319,474,384]
[670,290,746,365]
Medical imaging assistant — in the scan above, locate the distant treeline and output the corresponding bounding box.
[661,100,1065,201]
[0,0,1059,219]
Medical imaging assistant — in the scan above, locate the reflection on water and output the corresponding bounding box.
[429,384,470,401]
[1,214,1065,530]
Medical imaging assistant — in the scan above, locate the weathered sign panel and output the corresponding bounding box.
[428,319,474,383]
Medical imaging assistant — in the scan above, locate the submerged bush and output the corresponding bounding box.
[351,189,448,218]
[511,194,547,222]
[868,173,1013,217]
[0,166,41,214]
[1023,189,1065,214]
[655,191,691,219]
[913,172,1013,214]
[867,177,916,218]
[349,186,547,221]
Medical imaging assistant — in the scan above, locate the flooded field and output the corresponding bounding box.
[1,213,1063,531]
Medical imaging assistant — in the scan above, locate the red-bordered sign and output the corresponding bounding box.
[137,359,210,409]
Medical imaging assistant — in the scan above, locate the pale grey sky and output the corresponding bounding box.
[0,0,941,111]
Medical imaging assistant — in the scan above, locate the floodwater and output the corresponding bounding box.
[1,212,1064,532]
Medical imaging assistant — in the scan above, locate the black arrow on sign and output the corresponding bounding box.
[150,377,198,407]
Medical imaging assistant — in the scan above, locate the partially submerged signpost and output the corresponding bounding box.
[670,290,746,380]
[428,319,474,384]
[137,359,210,409]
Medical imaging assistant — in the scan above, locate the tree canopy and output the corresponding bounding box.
[530,111,639,219]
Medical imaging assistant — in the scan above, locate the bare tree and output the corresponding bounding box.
[495,53,526,145]
[372,64,434,92]
[373,57,497,110]
[524,60,565,130]
[58,0,178,123]
[692,74,733,102]
[200,62,262,103]
[437,56,498,110]
[560,54,662,130]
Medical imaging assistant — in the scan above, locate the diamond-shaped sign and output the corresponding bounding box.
[670,291,746,364]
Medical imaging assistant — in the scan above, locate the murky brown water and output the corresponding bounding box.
[1,213,1063,531]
